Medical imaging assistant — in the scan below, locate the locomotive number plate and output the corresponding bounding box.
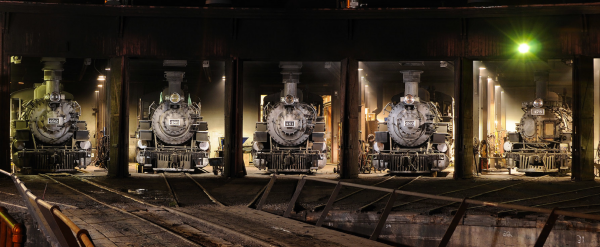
[48,118,60,124]
[404,120,416,127]
[531,109,545,116]
[169,119,181,126]
[285,121,295,127]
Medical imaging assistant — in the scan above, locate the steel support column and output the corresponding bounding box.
[572,56,594,181]
[340,58,359,179]
[454,58,474,179]
[224,58,245,178]
[108,56,130,178]
[0,25,8,172]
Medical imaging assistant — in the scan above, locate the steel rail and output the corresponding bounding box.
[162,173,180,208]
[65,174,275,246]
[284,176,600,221]
[391,180,503,210]
[357,176,421,212]
[39,174,202,247]
[184,173,225,207]
[426,179,535,215]
[464,184,600,212]
[0,201,27,210]
[313,176,396,211]
[0,169,96,247]
[497,191,600,216]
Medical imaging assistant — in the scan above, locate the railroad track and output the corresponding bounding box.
[38,174,272,247]
[161,173,225,207]
[309,176,421,212]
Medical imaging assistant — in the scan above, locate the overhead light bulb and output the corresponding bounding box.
[358,68,363,71]
[97,84,103,88]
[479,67,486,70]
[105,67,110,71]
[518,43,530,53]
[97,75,106,81]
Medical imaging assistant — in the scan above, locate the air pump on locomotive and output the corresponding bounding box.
[135,60,214,174]
[372,70,453,175]
[252,62,327,173]
[504,70,572,173]
[11,57,92,173]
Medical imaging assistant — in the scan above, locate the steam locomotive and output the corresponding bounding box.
[135,60,213,173]
[504,71,572,173]
[252,62,327,173]
[11,57,91,173]
[372,70,453,176]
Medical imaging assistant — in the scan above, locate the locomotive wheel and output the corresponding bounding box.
[431,171,438,177]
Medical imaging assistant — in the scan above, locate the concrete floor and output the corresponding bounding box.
[2,164,600,246]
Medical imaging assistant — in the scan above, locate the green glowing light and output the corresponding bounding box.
[518,43,530,53]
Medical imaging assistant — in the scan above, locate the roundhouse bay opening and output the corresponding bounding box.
[243,61,341,175]
[129,59,226,175]
[9,57,108,174]
[473,59,574,176]
[358,61,456,177]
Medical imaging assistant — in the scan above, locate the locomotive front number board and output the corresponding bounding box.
[404,120,416,127]
[531,109,545,116]
[47,118,60,124]
[169,119,181,126]
[285,121,295,127]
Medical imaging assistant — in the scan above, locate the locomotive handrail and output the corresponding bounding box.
[0,169,95,247]
[256,174,600,247]
[0,206,25,247]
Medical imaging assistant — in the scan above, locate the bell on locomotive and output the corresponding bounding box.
[372,70,453,175]
[504,70,572,173]
[252,62,327,173]
[11,57,92,174]
[135,60,212,174]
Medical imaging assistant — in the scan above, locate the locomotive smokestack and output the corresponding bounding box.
[41,57,66,95]
[400,70,423,98]
[534,70,549,100]
[280,62,302,98]
[165,71,185,96]
[163,60,187,96]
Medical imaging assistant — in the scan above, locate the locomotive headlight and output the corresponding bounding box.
[198,141,210,151]
[170,93,181,104]
[533,98,544,108]
[49,92,61,102]
[284,94,295,104]
[253,141,264,151]
[403,94,415,105]
[373,142,383,153]
[437,143,448,153]
[79,141,92,150]
[503,141,512,152]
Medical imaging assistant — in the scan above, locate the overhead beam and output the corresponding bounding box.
[0,2,600,19]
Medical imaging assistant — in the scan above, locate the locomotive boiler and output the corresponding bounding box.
[252,62,327,173]
[135,60,211,173]
[11,57,91,173]
[504,71,572,173]
[372,70,453,175]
